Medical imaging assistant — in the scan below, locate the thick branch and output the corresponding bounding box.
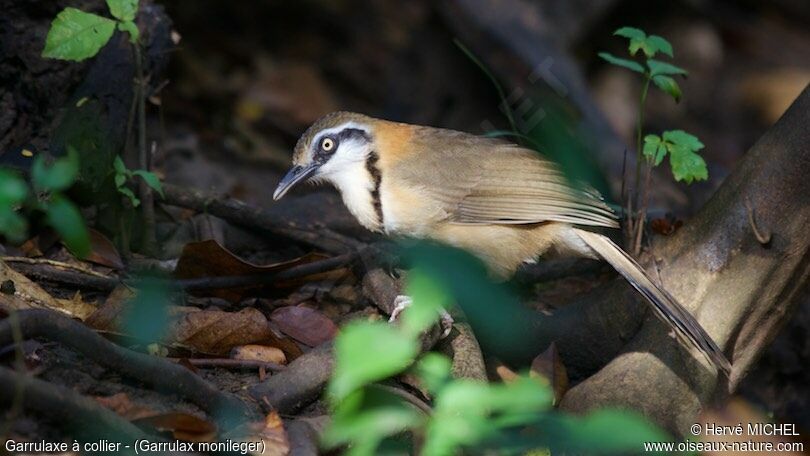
[162,183,365,254]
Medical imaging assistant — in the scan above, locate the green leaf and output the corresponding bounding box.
[613,27,646,40]
[113,156,128,174]
[328,321,418,403]
[647,35,673,57]
[323,388,423,453]
[543,409,669,454]
[0,209,28,244]
[0,169,29,206]
[401,269,452,336]
[652,75,682,102]
[132,170,164,198]
[114,173,127,188]
[663,130,704,150]
[647,59,688,77]
[642,134,662,162]
[598,52,644,74]
[42,8,116,61]
[416,353,452,394]
[117,20,139,44]
[106,0,139,21]
[662,130,707,184]
[117,186,140,207]
[31,147,80,192]
[46,194,90,258]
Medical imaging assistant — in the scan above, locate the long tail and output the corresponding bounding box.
[572,228,732,377]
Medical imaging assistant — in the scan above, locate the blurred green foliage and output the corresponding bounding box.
[0,147,90,257]
[323,241,669,455]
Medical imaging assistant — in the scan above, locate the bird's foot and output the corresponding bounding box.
[389,294,454,338]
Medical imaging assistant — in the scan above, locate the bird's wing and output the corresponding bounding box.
[392,128,618,228]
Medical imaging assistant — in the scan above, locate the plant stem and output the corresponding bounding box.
[133,41,156,255]
[631,75,651,255]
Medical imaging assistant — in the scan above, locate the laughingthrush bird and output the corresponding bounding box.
[273,111,732,376]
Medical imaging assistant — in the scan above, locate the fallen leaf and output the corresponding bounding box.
[269,306,337,347]
[530,342,569,405]
[170,307,276,356]
[95,393,157,420]
[87,286,283,356]
[173,239,328,303]
[85,229,125,269]
[0,258,90,319]
[231,344,286,365]
[133,412,217,442]
[226,411,290,456]
[650,217,683,236]
[53,290,97,321]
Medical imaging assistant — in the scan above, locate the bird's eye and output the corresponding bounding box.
[320,137,336,152]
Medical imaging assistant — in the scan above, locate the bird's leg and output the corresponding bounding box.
[390,295,454,338]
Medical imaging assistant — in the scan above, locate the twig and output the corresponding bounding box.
[174,252,357,290]
[0,309,254,423]
[1,256,110,278]
[0,366,151,442]
[7,262,120,290]
[371,383,433,415]
[161,183,364,255]
[8,252,356,292]
[134,42,157,256]
[174,357,285,372]
[745,197,772,245]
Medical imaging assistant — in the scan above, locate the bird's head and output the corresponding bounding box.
[273,111,376,201]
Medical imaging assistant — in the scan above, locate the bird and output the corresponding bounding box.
[273,111,732,377]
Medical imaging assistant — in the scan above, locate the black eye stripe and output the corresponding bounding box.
[312,128,371,162]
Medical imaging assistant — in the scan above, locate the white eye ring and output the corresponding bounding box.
[321,137,335,151]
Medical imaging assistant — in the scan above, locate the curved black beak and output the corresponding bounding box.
[273,163,318,201]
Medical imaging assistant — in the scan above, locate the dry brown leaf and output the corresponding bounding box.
[53,291,97,321]
[85,285,135,329]
[85,229,125,269]
[530,342,569,404]
[0,258,92,319]
[232,344,287,365]
[170,307,275,356]
[95,393,157,421]
[173,239,327,302]
[230,411,290,456]
[269,306,337,347]
[133,412,217,442]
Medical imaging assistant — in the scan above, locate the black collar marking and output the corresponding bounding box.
[365,150,384,229]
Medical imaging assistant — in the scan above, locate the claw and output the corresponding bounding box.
[389,295,412,323]
[389,295,454,339]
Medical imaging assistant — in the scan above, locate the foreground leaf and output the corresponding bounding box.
[42,8,115,61]
[329,321,418,403]
[32,147,80,192]
[46,194,90,258]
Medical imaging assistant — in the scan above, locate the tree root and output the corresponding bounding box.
[0,366,152,443]
[0,309,255,423]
